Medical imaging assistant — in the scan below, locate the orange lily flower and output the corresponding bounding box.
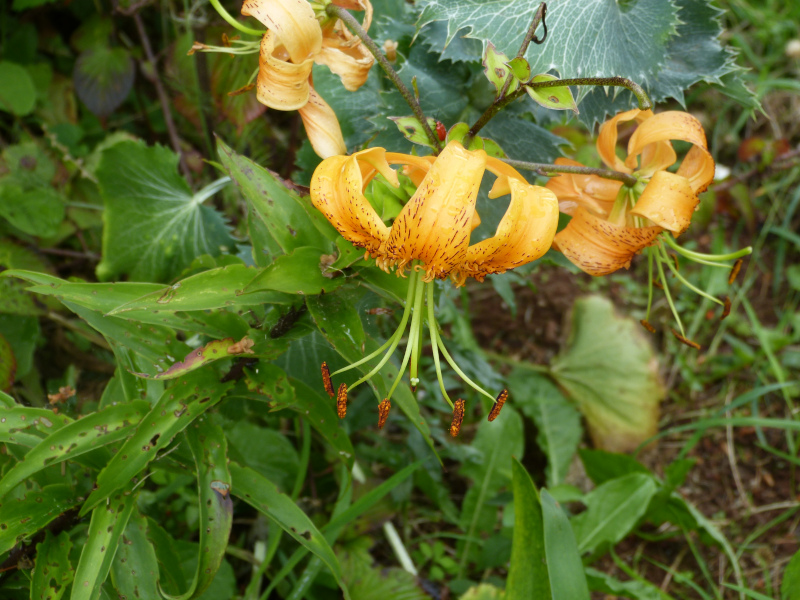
[311,140,559,285]
[547,109,715,276]
[241,0,374,158]
[311,140,558,429]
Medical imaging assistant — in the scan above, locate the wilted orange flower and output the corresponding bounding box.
[311,140,559,285]
[547,109,715,276]
[241,0,374,158]
[311,140,558,428]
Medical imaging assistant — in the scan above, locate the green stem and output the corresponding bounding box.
[661,233,752,262]
[654,251,685,337]
[208,0,266,36]
[658,244,723,306]
[385,272,426,400]
[469,75,651,140]
[645,248,654,320]
[427,282,454,409]
[501,158,638,187]
[326,4,442,152]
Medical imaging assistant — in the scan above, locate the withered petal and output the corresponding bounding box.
[255,31,313,111]
[544,158,623,217]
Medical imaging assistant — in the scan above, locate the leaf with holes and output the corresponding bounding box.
[134,337,255,380]
[31,531,74,600]
[0,485,81,555]
[95,140,235,283]
[110,510,161,599]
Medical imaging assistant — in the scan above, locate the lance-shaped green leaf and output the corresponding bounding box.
[95,140,235,283]
[110,510,161,600]
[81,371,233,514]
[0,406,72,448]
[507,458,550,600]
[0,401,150,499]
[506,57,531,82]
[145,517,188,595]
[0,332,15,391]
[783,549,800,600]
[161,420,233,600]
[540,489,590,600]
[550,295,664,452]
[133,337,255,380]
[525,74,578,113]
[31,530,74,600]
[107,264,294,315]
[483,43,517,95]
[572,473,657,554]
[229,462,350,600]
[217,138,331,253]
[0,485,81,554]
[388,116,441,149]
[244,247,345,295]
[72,484,138,600]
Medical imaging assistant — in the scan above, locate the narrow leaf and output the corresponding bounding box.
[0,485,80,554]
[540,489,590,600]
[243,247,345,295]
[110,510,161,600]
[31,531,74,600]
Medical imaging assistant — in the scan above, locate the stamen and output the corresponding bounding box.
[645,248,655,322]
[427,282,454,410]
[659,244,723,307]
[450,399,465,437]
[671,328,701,350]
[640,319,656,333]
[721,296,732,319]
[336,383,348,419]
[487,389,508,422]
[321,362,334,398]
[655,253,686,337]
[728,259,743,284]
[378,399,391,429]
[432,323,495,402]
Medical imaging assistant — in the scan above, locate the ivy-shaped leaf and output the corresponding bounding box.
[95,140,236,283]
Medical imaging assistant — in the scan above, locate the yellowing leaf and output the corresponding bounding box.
[525,74,578,114]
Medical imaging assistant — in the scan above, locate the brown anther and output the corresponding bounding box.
[653,280,664,290]
[450,399,465,437]
[321,362,335,398]
[336,383,348,419]
[671,328,702,350]
[721,296,732,319]
[227,83,256,97]
[640,319,656,333]
[671,253,679,271]
[377,399,391,429]
[487,389,508,422]
[728,259,743,284]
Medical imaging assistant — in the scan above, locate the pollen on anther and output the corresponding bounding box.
[728,259,743,284]
[721,296,731,319]
[671,328,701,350]
[640,319,656,333]
[450,399,465,437]
[336,383,348,419]
[377,399,391,429]
[321,362,335,398]
[488,389,508,422]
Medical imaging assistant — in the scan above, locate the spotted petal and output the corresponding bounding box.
[384,142,486,279]
[554,207,661,276]
[630,170,698,235]
[544,158,622,217]
[458,178,558,283]
[242,0,322,63]
[310,147,391,252]
[298,87,347,158]
[255,31,314,111]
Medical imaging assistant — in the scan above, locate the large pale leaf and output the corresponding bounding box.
[509,370,581,487]
[550,295,664,452]
[95,140,235,283]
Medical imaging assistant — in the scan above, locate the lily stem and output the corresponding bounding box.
[326,4,443,152]
[385,269,427,400]
[208,0,266,36]
[501,158,639,187]
[427,282,454,409]
[468,75,652,142]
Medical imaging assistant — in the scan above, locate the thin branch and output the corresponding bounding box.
[502,157,639,187]
[132,11,193,184]
[326,4,443,152]
[496,3,548,109]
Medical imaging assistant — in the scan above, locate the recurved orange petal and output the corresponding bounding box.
[384,141,486,279]
[629,170,698,235]
[310,148,390,253]
[256,31,313,111]
[316,31,374,91]
[242,0,322,63]
[596,109,651,173]
[554,207,661,276]
[458,179,558,283]
[298,87,347,158]
[543,158,623,217]
[627,111,709,184]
